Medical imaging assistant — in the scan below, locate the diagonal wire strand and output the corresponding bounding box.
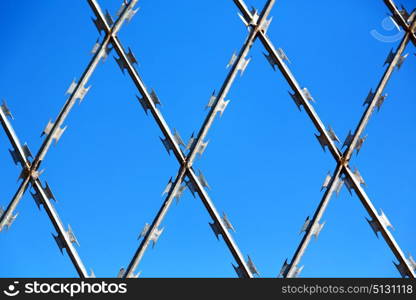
[233,0,416,278]
[88,0,276,278]
[120,0,275,279]
[0,0,138,278]
[283,15,416,278]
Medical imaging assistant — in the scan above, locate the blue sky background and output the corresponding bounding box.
[0,0,415,278]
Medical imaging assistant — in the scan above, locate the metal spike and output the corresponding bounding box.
[91,39,100,55]
[173,185,187,202]
[300,216,311,234]
[227,52,237,68]
[105,10,114,27]
[321,172,332,191]
[173,129,185,147]
[22,144,32,161]
[67,224,80,247]
[277,48,291,64]
[259,17,273,33]
[66,79,77,95]
[301,88,315,103]
[52,126,67,145]
[149,227,164,248]
[117,268,126,278]
[335,178,344,196]
[185,133,196,151]
[127,47,138,65]
[150,89,162,107]
[162,178,173,196]
[92,17,106,34]
[9,149,19,165]
[137,95,150,115]
[102,44,113,61]
[233,264,246,278]
[310,221,325,239]
[196,140,209,157]
[407,8,416,23]
[209,221,221,240]
[9,149,25,167]
[279,259,289,277]
[249,8,260,26]
[126,8,140,23]
[42,121,54,136]
[42,121,67,145]
[408,255,416,271]
[264,52,277,71]
[216,98,230,117]
[327,126,340,143]
[139,223,150,239]
[378,209,393,230]
[4,211,18,229]
[397,53,408,69]
[366,209,393,238]
[31,190,43,209]
[115,56,128,74]
[17,168,27,181]
[75,85,91,103]
[131,271,141,278]
[363,89,375,106]
[116,1,127,17]
[222,213,235,232]
[289,91,302,111]
[343,131,354,149]
[37,181,56,201]
[292,265,304,277]
[375,94,387,111]
[315,132,329,152]
[206,91,216,109]
[52,233,65,254]
[399,5,410,23]
[247,256,259,275]
[9,146,31,166]
[394,261,407,278]
[384,49,395,66]
[1,100,13,119]
[237,57,251,75]
[353,168,366,186]
[185,178,197,198]
[355,135,367,155]
[197,170,210,189]
[160,136,174,155]
[344,175,354,195]
[374,94,386,110]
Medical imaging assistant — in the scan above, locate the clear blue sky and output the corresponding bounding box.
[0,0,415,278]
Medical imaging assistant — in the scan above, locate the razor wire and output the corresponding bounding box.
[279,10,416,279]
[0,0,415,278]
[230,0,416,278]
[86,0,278,278]
[0,0,139,278]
